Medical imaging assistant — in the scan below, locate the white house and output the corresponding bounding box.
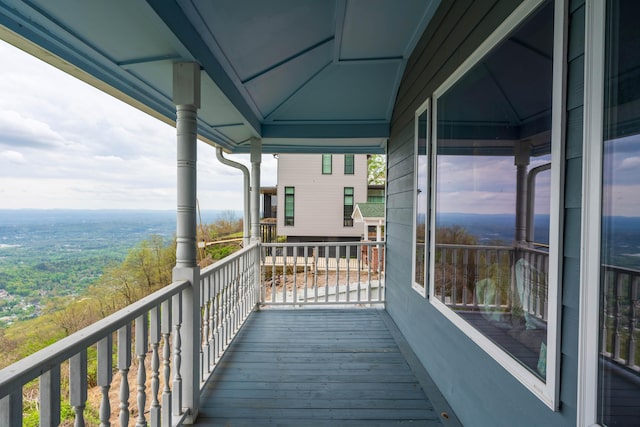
[275,153,368,243]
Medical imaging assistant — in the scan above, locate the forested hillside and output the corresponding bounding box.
[0,212,243,425]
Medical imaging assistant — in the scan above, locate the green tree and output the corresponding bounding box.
[368,154,386,185]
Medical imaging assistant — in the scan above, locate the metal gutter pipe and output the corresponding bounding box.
[216,147,250,246]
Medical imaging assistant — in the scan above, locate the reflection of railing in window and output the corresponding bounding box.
[436,244,640,377]
[434,243,550,376]
[601,264,640,372]
[434,244,549,322]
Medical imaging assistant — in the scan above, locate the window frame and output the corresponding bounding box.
[577,0,608,425]
[284,186,295,226]
[428,0,565,409]
[344,154,355,174]
[412,98,431,297]
[343,187,354,227]
[322,154,332,174]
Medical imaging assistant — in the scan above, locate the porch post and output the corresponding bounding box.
[514,142,531,244]
[250,138,262,242]
[172,61,201,424]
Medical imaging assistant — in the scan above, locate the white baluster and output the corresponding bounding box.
[136,314,149,427]
[150,305,161,427]
[172,292,183,417]
[118,324,132,426]
[0,391,22,426]
[40,366,61,426]
[97,336,113,427]
[70,350,88,427]
[202,276,210,379]
[161,299,172,427]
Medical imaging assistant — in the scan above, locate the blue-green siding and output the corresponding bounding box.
[385,1,586,425]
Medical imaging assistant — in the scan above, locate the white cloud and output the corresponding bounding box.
[0,110,66,148]
[0,40,277,211]
[602,184,640,217]
[620,156,640,170]
[0,150,25,164]
[438,190,515,215]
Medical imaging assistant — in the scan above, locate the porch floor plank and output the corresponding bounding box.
[194,309,461,426]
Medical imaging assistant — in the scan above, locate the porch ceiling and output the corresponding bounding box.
[0,0,440,154]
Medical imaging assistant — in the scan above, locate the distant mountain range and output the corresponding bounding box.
[0,209,638,325]
[0,209,242,324]
[437,212,640,268]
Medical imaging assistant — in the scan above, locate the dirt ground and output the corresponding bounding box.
[262,270,382,302]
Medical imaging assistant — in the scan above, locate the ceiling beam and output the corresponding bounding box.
[146,0,262,136]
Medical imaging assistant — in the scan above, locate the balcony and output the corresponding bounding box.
[0,240,425,426]
[1,241,637,426]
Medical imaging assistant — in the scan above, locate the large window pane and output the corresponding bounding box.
[414,105,429,291]
[599,1,640,425]
[433,1,553,380]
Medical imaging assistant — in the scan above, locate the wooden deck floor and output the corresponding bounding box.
[194,309,460,426]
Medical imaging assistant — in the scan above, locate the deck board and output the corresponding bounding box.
[194,309,461,426]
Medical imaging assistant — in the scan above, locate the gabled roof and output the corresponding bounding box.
[352,202,384,222]
[0,0,441,154]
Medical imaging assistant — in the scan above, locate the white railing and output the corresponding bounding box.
[434,244,549,324]
[601,264,640,372]
[0,243,262,426]
[199,243,260,383]
[260,241,385,306]
[0,240,383,425]
[0,279,191,427]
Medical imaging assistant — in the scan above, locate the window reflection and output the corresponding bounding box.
[433,1,553,379]
[599,0,640,424]
[414,108,429,290]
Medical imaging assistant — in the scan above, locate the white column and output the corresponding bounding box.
[172,61,201,424]
[514,143,530,244]
[250,138,262,242]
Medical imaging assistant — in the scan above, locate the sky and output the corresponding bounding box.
[0,40,277,212]
[436,155,552,216]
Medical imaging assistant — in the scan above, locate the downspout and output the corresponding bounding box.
[215,148,250,247]
[526,162,552,244]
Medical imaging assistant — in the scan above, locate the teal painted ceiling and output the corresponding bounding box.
[0,0,440,153]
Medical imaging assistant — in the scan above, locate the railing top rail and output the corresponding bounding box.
[200,241,259,276]
[516,245,550,255]
[0,279,190,396]
[261,241,385,248]
[602,264,640,275]
[435,243,513,250]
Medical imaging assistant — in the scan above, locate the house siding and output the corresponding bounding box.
[385,1,583,426]
[276,154,368,239]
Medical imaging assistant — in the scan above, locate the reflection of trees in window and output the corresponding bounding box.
[413,105,429,290]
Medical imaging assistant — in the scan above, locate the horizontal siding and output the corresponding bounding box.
[385,0,584,426]
[394,0,519,134]
[276,154,368,238]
